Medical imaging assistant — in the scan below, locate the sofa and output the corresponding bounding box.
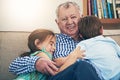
[0,31,120,80]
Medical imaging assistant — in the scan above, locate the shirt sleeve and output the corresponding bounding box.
[9,56,40,75]
[116,43,120,57]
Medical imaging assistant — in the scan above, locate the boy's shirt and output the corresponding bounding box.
[77,35,120,79]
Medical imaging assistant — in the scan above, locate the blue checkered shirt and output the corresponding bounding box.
[53,33,79,58]
[9,56,39,75]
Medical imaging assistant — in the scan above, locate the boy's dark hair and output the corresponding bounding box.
[78,16,103,39]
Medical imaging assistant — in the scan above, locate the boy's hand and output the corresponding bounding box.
[72,46,85,59]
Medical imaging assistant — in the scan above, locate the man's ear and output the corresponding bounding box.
[55,19,59,24]
[79,34,84,39]
[55,19,57,23]
[34,39,41,49]
[100,26,103,35]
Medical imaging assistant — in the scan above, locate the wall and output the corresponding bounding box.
[0,0,83,33]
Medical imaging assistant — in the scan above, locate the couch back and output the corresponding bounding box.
[0,31,120,80]
[0,31,30,80]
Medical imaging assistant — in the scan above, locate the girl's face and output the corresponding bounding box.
[38,35,56,54]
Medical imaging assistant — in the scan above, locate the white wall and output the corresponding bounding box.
[0,0,83,33]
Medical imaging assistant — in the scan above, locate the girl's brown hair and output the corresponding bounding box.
[20,29,55,57]
[78,16,103,39]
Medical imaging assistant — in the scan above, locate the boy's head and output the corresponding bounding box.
[78,16,103,39]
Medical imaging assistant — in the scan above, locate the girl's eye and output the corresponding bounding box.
[50,42,54,46]
[50,43,55,47]
[50,43,53,46]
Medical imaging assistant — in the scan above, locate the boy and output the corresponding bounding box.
[77,16,120,80]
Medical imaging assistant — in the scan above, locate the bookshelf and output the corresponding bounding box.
[100,19,120,29]
[100,19,120,23]
[82,0,120,29]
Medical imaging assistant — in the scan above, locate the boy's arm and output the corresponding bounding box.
[55,47,85,73]
[53,56,68,67]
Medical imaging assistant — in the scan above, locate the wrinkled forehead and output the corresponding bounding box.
[58,2,79,9]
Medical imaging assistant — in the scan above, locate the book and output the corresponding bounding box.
[90,0,94,15]
[116,0,120,3]
[100,0,104,18]
[88,0,92,16]
[97,0,103,18]
[116,1,120,10]
[93,0,98,17]
[117,10,120,18]
[83,0,88,17]
[107,0,113,18]
[101,0,108,18]
[116,8,120,18]
[116,0,120,18]
[113,0,117,18]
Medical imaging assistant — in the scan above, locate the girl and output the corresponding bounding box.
[15,29,56,80]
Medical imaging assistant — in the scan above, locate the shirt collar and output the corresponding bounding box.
[57,33,80,43]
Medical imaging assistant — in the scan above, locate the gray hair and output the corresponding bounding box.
[56,1,81,18]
